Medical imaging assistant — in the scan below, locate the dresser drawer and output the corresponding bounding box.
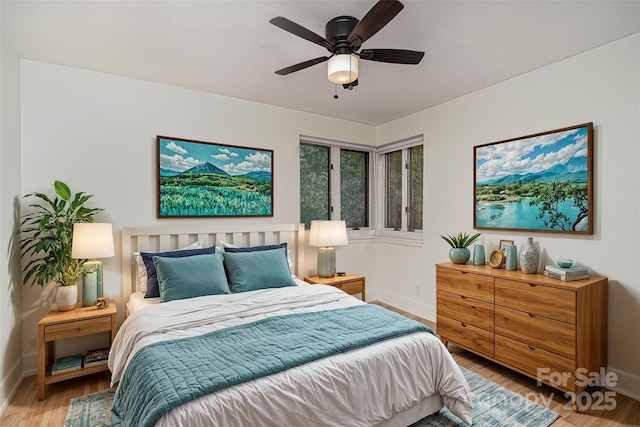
[495,278,576,324]
[436,268,494,303]
[331,279,362,295]
[44,316,112,342]
[495,306,575,359]
[437,290,494,332]
[495,335,576,391]
[437,314,494,358]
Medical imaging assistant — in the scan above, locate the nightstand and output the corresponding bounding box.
[303,274,366,301]
[37,301,117,400]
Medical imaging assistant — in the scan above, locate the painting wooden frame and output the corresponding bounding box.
[157,136,274,218]
[474,123,594,234]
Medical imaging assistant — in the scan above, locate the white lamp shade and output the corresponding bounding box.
[308,220,348,247]
[72,223,115,259]
[327,54,358,84]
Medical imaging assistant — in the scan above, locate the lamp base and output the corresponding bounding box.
[317,247,336,278]
[82,260,103,306]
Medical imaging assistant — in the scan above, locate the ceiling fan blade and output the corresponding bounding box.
[348,0,404,49]
[270,17,333,50]
[275,56,330,76]
[359,49,424,64]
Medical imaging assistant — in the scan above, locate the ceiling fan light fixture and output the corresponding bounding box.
[327,54,358,84]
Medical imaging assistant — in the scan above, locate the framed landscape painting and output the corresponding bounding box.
[157,136,273,218]
[474,123,593,234]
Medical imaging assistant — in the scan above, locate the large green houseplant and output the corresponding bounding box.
[18,181,103,309]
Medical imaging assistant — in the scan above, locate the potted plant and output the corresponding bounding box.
[440,232,481,264]
[18,180,104,311]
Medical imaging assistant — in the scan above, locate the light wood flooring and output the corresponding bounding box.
[1,302,638,426]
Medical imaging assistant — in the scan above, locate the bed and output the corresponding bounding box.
[111,223,472,427]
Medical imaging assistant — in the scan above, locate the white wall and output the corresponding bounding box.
[18,60,377,374]
[377,33,640,399]
[0,31,24,413]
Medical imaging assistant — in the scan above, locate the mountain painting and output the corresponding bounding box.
[157,136,273,217]
[474,123,593,234]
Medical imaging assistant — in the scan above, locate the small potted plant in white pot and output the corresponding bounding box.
[440,232,481,264]
[18,180,104,311]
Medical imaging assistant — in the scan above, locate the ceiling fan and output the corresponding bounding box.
[270,0,424,90]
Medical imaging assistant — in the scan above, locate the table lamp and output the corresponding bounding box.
[72,223,115,306]
[308,220,348,278]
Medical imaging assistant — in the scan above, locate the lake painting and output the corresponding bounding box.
[157,136,273,217]
[474,123,593,234]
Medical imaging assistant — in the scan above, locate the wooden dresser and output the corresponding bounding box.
[436,263,607,394]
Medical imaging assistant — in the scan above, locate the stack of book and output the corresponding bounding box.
[51,354,82,375]
[543,264,589,281]
[83,348,109,367]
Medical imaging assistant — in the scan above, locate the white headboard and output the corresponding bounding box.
[121,223,305,305]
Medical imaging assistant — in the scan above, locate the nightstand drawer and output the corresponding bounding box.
[44,316,112,341]
[331,279,362,295]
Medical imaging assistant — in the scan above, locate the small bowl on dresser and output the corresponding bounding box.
[556,258,574,268]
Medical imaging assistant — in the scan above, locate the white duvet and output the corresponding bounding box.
[110,285,472,426]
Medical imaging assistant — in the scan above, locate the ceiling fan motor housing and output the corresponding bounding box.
[326,16,359,49]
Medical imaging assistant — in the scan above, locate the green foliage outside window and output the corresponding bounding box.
[385,151,403,229]
[408,145,423,230]
[300,144,330,228]
[340,149,368,228]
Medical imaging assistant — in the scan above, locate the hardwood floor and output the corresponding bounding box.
[1,302,638,426]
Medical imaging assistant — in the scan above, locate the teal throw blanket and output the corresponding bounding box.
[111,304,433,427]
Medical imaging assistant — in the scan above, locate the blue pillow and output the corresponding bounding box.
[223,248,296,293]
[154,253,230,303]
[141,246,216,298]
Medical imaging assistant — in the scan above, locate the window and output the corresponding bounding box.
[300,138,371,230]
[300,143,330,227]
[379,136,423,232]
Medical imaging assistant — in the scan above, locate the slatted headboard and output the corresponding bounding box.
[121,223,305,305]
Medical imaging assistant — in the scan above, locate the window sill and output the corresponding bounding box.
[345,229,423,247]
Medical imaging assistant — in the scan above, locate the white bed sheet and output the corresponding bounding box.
[111,285,472,426]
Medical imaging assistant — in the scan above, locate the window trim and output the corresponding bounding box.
[300,136,375,232]
[376,135,424,235]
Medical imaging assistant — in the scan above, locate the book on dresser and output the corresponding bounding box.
[51,354,82,375]
[83,348,109,367]
[543,264,589,281]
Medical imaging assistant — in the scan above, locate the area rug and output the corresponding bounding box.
[411,367,560,427]
[64,367,560,426]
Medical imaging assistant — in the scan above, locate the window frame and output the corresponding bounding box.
[376,135,424,239]
[299,136,375,233]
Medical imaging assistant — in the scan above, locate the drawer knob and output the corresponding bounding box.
[77,327,82,331]
[528,313,535,318]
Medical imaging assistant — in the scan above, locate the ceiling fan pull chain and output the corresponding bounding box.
[334,84,339,99]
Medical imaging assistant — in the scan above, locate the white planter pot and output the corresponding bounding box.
[56,284,78,311]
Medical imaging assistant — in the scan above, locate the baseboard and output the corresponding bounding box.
[0,357,24,417]
[371,288,436,323]
[607,367,640,401]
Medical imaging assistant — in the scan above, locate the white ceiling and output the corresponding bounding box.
[2,1,639,126]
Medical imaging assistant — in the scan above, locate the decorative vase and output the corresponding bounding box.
[449,247,470,264]
[519,237,540,274]
[505,244,518,271]
[56,284,78,311]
